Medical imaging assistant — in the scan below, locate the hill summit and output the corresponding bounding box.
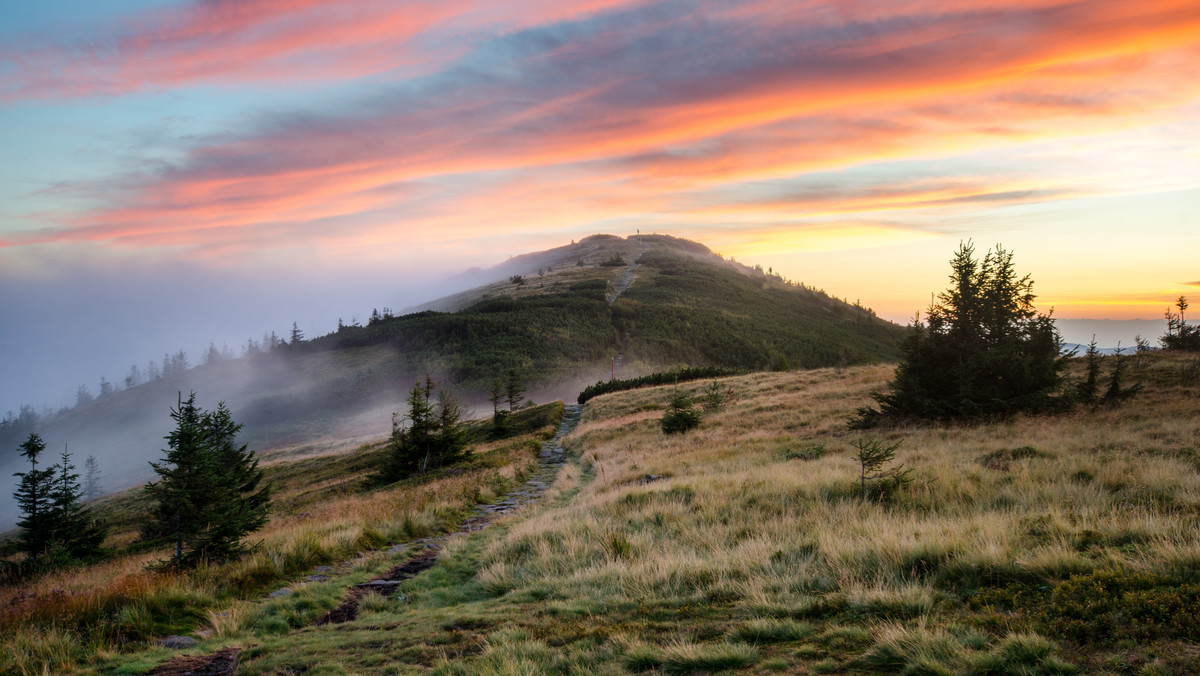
[310,233,903,392]
[2,234,903,521]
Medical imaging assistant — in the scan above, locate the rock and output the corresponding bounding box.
[268,587,293,599]
[158,635,199,649]
[636,474,667,484]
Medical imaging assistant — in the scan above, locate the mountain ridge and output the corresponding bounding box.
[1,233,904,526]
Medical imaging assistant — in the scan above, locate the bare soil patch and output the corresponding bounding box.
[149,647,241,675]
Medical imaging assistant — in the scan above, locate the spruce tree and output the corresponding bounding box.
[143,393,209,563]
[11,436,104,564]
[435,390,467,468]
[1103,343,1140,404]
[489,377,509,438]
[661,388,702,434]
[142,393,269,566]
[378,381,436,482]
[378,377,468,483]
[191,403,270,560]
[12,433,56,562]
[1161,296,1200,351]
[859,242,1065,423]
[83,455,102,501]
[505,367,525,411]
[1079,338,1103,403]
[46,450,105,561]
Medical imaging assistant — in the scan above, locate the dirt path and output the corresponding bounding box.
[607,242,649,304]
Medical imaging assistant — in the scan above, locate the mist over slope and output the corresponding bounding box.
[1,234,904,528]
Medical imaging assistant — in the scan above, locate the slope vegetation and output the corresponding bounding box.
[4,352,1198,673]
[226,351,1200,675]
[3,234,902,514]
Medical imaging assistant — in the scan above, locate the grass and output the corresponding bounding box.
[0,414,556,675]
[4,350,1199,674]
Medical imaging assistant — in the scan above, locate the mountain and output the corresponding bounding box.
[1,234,903,524]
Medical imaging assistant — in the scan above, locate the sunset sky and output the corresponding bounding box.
[1,0,1198,412]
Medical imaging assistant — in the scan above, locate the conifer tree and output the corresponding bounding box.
[11,436,105,564]
[191,403,270,560]
[505,367,525,411]
[435,390,468,468]
[1079,338,1103,403]
[46,450,105,560]
[661,388,702,434]
[858,242,1065,423]
[143,394,207,563]
[204,342,221,365]
[142,393,269,566]
[377,377,468,482]
[1103,343,1140,404]
[489,377,509,438]
[12,433,56,562]
[1161,296,1200,351]
[83,455,102,501]
[489,378,504,417]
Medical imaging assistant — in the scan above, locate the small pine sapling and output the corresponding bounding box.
[1078,337,1103,403]
[701,380,731,412]
[1133,334,1152,370]
[1103,343,1141,404]
[661,388,702,434]
[850,437,912,501]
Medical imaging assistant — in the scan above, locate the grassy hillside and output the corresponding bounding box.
[6,352,1197,673]
[303,233,903,391]
[227,351,1194,675]
[3,234,902,524]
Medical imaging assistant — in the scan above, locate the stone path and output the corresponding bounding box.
[149,648,240,676]
[155,405,584,672]
[311,403,583,625]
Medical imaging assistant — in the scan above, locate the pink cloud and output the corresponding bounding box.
[3,0,1198,262]
[1,0,647,99]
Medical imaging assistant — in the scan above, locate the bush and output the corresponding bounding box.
[1037,569,1200,643]
[578,367,741,405]
[976,568,1200,645]
[784,444,827,461]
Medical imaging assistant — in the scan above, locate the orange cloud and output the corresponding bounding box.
[3,0,1197,274]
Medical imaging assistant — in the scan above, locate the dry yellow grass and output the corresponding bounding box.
[7,353,1199,673]
[468,353,1200,641]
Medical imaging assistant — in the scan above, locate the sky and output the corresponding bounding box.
[1,0,1198,414]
